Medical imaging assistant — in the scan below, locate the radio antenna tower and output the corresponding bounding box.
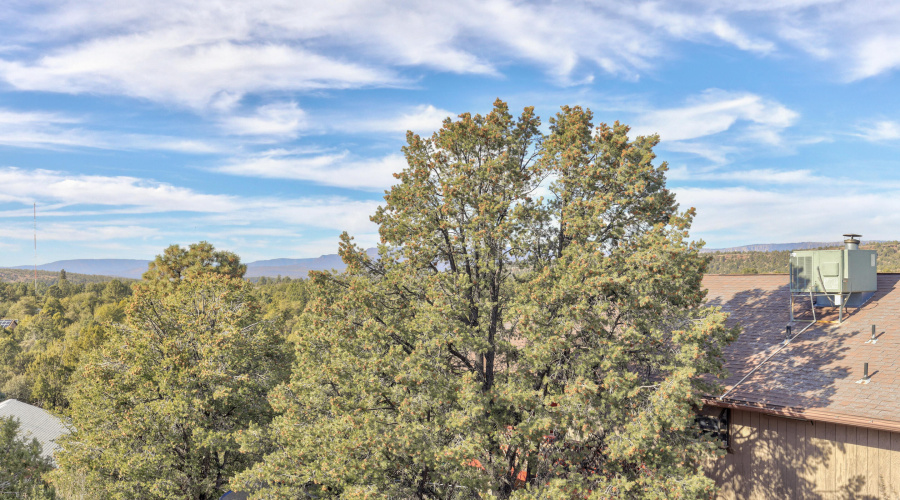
[33,203,37,291]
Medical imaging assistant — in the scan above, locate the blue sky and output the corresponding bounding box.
[1,0,900,265]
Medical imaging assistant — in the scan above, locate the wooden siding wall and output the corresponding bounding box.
[709,409,900,499]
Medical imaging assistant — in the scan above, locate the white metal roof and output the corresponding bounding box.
[0,399,69,461]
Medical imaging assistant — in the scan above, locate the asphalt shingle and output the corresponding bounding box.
[704,273,900,429]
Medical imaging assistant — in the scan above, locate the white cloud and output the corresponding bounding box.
[632,90,798,143]
[0,167,237,212]
[849,35,900,80]
[719,168,813,184]
[220,101,307,137]
[859,48,900,86]
[128,137,221,154]
[634,3,775,54]
[856,120,900,142]
[1,0,899,107]
[0,34,397,109]
[0,102,449,151]
[775,22,832,59]
[349,105,454,135]
[214,150,406,190]
[0,0,843,109]
[14,0,900,109]
[685,187,875,242]
[0,108,98,149]
[723,0,900,81]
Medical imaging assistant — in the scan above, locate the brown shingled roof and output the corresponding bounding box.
[703,273,900,431]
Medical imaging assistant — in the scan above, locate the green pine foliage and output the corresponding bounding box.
[0,416,55,499]
[143,241,247,280]
[252,276,312,335]
[233,101,737,498]
[53,273,291,499]
[0,243,307,497]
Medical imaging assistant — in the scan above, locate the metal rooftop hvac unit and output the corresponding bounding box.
[789,234,877,323]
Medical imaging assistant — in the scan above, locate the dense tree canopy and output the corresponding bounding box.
[0,245,310,496]
[0,279,131,409]
[54,272,291,499]
[235,100,736,498]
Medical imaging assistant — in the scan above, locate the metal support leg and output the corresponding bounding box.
[790,292,794,322]
[840,294,844,323]
[810,289,817,323]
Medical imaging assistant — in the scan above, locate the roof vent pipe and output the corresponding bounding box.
[844,234,861,250]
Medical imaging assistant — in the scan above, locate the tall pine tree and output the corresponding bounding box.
[236,100,736,498]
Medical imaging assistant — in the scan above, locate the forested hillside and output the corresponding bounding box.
[706,241,900,274]
[0,268,126,284]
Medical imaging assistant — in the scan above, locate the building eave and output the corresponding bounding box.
[704,397,900,433]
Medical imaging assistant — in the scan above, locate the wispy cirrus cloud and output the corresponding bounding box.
[213,150,406,190]
[218,102,453,139]
[855,120,900,142]
[1,0,899,116]
[0,1,787,111]
[632,90,798,143]
[634,3,776,54]
[628,90,800,165]
[0,34,398,110]
[0,108,99,149]
[719,0,900,81]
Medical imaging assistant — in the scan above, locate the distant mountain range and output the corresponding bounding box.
[8,259,152,279]
[701,241,875,253]
[6,242,881,279]
[4,249,379,280]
